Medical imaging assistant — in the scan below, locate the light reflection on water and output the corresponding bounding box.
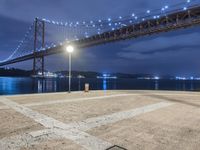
[0,77,200,95]
[103,79,107,90]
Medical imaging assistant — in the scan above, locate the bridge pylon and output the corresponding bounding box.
[33,18,45,76]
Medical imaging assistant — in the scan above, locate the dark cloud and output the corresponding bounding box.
[118,29,200,59]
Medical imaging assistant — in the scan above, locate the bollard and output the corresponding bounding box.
[84,83,89,92]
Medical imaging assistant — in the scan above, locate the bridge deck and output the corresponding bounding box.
[0,90,200,150]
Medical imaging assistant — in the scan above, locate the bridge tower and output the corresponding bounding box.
[33,18,45,76]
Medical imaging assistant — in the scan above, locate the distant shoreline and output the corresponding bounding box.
[0,68,199,81]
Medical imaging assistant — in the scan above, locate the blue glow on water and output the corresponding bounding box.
[0,77,199,95]
[103,79,107,90]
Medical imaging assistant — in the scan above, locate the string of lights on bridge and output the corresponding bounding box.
[0,0,199,63]
[39,0,199,44]
[40,0,195,31]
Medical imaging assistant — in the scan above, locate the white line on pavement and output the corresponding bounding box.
[0,97,173,150]
[0,98,112,150]
[68,102,173,131]
[0,93,137,110]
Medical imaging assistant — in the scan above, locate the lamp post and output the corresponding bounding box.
[66,45,74,93]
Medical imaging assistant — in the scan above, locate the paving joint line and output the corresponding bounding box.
[0,96,173,150]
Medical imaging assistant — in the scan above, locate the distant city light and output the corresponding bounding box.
[176,77,186,80]
[97,73,117,79]
[154,76,160,80]
[147,10,150,14]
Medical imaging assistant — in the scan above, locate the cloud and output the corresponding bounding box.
[118,32,200,59]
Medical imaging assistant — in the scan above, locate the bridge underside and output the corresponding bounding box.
[0,5,200,67]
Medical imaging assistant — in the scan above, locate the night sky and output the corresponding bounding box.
[0,0,200,76]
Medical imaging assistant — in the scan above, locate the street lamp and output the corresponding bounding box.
[66,45,74,93]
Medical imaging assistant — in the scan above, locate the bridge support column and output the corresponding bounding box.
[33,56,44,76]
[33,18,45,76]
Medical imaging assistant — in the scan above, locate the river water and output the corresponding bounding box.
[0,77,200,95]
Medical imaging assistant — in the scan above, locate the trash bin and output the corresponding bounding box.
[85,83,89,92]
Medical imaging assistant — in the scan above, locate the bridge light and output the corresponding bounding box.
[187,0,190,3]
[132,13,135,17]
[147,10,150,14]
[108,18,111,22]
[119,16,122,19]
[121,24,127,27]
[165,5,169,9]
[66,45,74,53]
[183,7,187,10]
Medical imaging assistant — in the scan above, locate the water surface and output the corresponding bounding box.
[0,77,200,95]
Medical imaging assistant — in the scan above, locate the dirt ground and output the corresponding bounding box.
[0,90,200,150]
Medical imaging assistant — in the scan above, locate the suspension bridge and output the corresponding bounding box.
[0,1,200,75]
